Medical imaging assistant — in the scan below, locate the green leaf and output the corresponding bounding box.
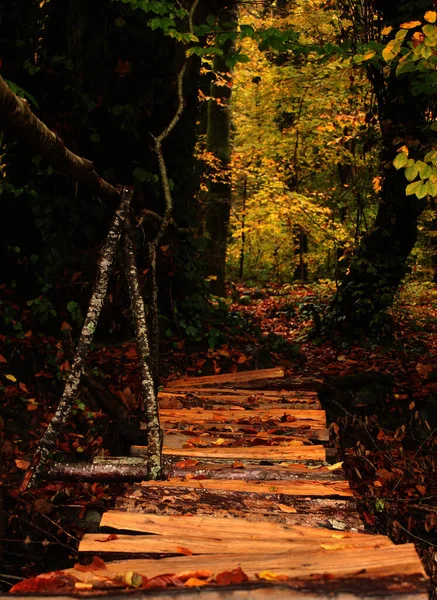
[406,180,424,196]
[393,152,408,170]
[405,164,419,181]
[416,161,432,179]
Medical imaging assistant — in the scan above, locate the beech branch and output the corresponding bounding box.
[0,74,119,208]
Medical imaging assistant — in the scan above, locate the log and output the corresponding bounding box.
[45,459,343,483]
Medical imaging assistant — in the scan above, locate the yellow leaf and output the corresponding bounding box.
[382,26,393,35]
[332,533,347,539]
[5,374,17,382]
[399,21,422,29]
[424,11,437,23]
[327,461,343,471]
[184,578,208,587]
[257,571,289,582]
[320,543,346,550]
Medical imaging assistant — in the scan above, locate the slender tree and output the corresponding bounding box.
[204,2,239,296]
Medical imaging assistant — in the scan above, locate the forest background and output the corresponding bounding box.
[2,0,437,590]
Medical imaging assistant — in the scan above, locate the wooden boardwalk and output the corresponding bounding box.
[12,368,430,598]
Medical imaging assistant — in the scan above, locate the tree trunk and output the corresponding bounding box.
[204,3,239,297]
[329,0,433,333]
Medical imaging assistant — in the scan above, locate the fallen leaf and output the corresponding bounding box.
[95,534,118,542]
[257,571,289,582]
[216,567,248,585]
[184,578,208,587]
[177,547,193,556]
[74,556,107,572]
[327,461,343,470]
[74,582,93,590]
[5,374,17,382]
[278,503,297,513]
[15,459,30,470]
[177,570,213,582]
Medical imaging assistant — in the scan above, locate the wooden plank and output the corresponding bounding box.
[131,445,326,461]
[163,429,326,446]
[7,590,429,600]
[99,511,387,543]
[165,462,345,481]
[167,368,285,388]
[116,494,362,530]
[138,478,353,497]
[68,544,427,582]
[161,446,327,461]
[160,396,322,411]
[159,425,330,442]
[162,388,318,398]
[159,408,326,428]
[80,530,393,556]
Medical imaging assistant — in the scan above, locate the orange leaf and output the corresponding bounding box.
[177,547,193,556]
[61,321,73,331]
[400,20,422,29]
[278,503,297,513]
[0,354,6,363]
[184,577,208,587]
[177,570,213,582]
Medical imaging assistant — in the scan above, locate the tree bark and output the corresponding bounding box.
[123,223,162,480]
[329,0,434,333]
[204,3,239,296]
[0,74,120,209]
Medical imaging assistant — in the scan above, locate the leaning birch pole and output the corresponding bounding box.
[20,188,132,491]
[123,220,162,479]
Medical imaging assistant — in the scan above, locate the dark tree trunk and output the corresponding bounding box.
[330,0,434,333]
[204,2,239,297]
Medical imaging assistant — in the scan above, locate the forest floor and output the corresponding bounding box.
[2,279,437,593]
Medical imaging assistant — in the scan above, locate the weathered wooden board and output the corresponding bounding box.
[159,408,326,429]
[163,429,327,446]
[137,478,353,497]
[80,530,392,555]
[162,388,318,398]
[99,511,387,544]
[8,586,430,600]
[131,444,326,461]
[167,368,285,388]
[68,544,427,582]
[158,425,330,442]
[164,462,345,481]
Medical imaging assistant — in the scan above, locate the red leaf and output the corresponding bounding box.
[216,567,248,585]
[74,556,107,572]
